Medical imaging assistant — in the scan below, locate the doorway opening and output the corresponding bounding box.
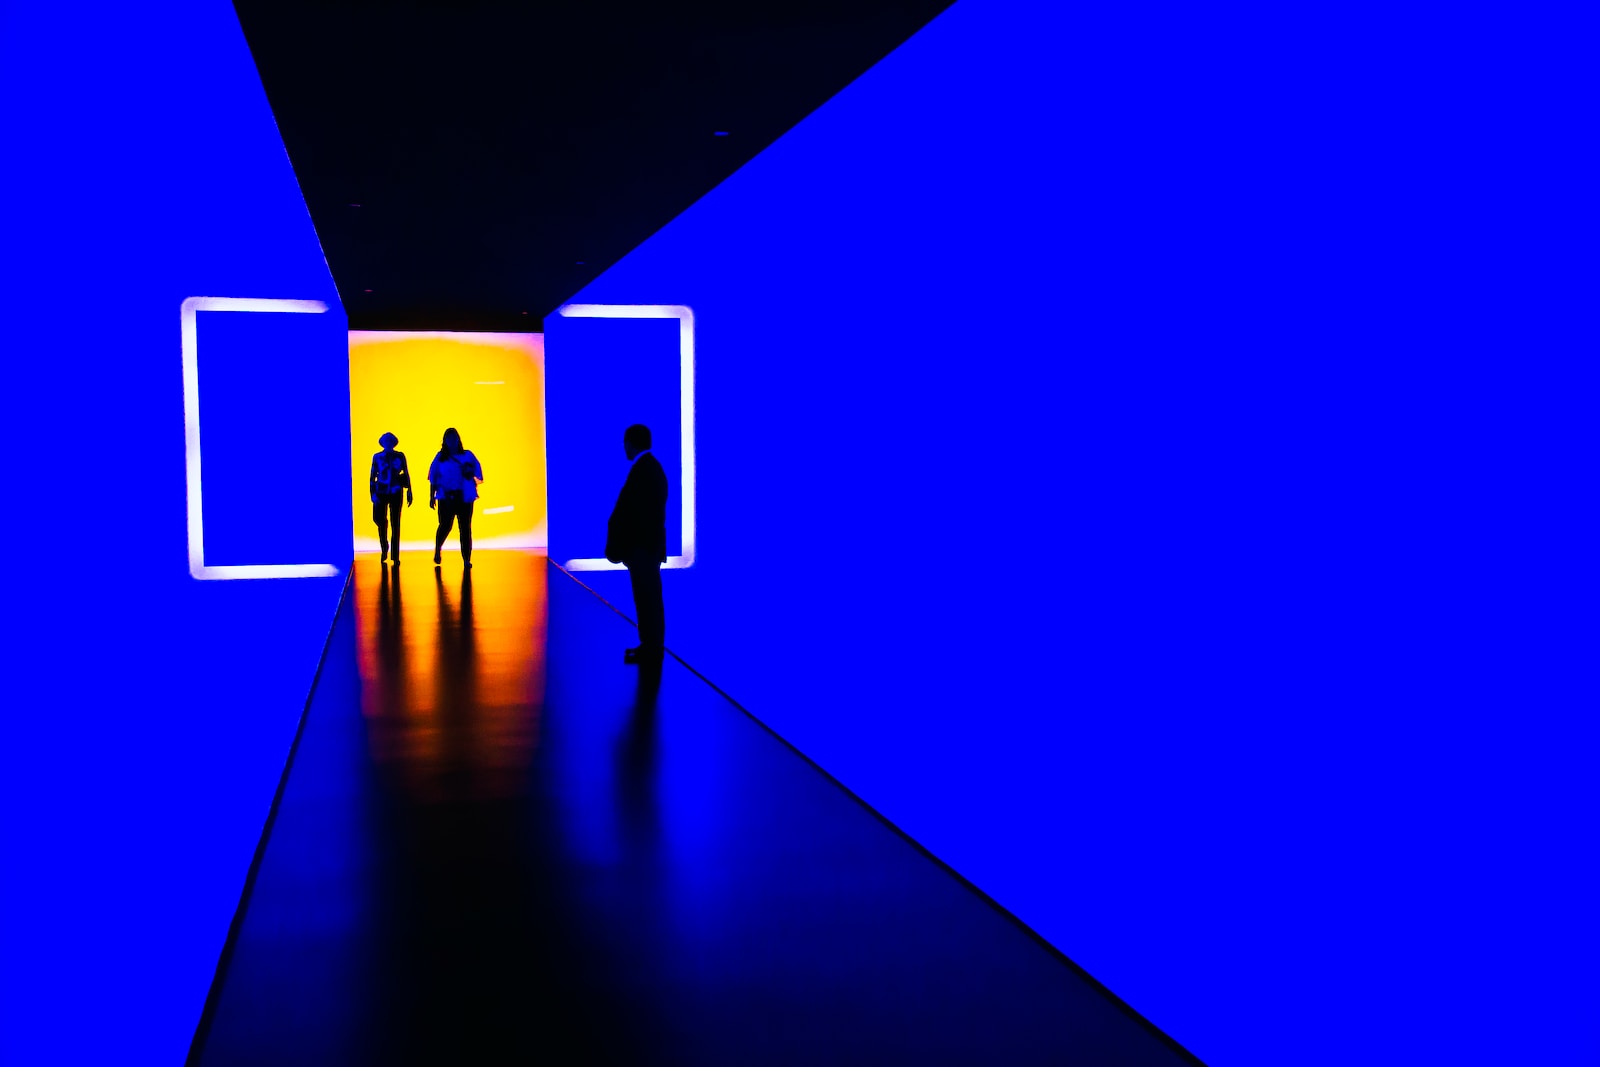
[348,331,547,555]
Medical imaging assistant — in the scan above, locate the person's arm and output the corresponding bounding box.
[472,453,483,485]
[426,457,438,509]
[605,505,620,564]
[369,455,380,503]
[399,452,413,505]
[605,467,637,564]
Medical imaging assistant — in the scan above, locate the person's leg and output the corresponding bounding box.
[644,563,664,649]
[373,499,390,561]
[626,564,646,656]
[388,496,403,563]
[434,499,455,564]
[629,561,664,651]
[457,500,474,565]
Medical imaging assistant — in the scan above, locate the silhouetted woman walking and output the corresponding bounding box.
[369,431,413,564]
[429,427,484,568]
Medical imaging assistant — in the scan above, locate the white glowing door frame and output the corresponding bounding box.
[555,303,696,571]
[181,296,341,580]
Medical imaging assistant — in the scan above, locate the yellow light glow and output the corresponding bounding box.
[349,331,546,553]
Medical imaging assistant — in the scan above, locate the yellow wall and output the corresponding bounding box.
[350,331,546,552]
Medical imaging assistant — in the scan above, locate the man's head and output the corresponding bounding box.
[624,424,652,460]
[378,431,399,450]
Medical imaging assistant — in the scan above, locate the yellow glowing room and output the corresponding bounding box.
[348,331,547,557]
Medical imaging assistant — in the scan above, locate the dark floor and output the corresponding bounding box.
[191,551,1196,1066]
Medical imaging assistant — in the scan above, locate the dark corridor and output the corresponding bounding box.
[191,552,1194,1065]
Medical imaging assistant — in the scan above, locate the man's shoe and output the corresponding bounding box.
[433,549,442,565]
[379,546,388,562]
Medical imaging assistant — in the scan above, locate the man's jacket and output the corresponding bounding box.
[606,452,669,564]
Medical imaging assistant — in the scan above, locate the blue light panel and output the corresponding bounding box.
[1,2,351,1062]
[545,2,1593,1063]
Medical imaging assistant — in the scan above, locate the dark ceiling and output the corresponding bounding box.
[234,0,954,332]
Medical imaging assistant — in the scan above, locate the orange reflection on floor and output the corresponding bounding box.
[353,551,549,803]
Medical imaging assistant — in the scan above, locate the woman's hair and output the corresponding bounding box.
[440,427,463,456]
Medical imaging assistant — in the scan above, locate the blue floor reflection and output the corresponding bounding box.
[194,551,1194,1065]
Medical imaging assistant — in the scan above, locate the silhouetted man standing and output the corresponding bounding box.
[607,424,668,663]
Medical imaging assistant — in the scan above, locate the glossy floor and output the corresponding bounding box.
[193,552,1195,1065]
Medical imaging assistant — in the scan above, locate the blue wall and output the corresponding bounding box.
[1,3,351,1062]
[548,2,1593,1063]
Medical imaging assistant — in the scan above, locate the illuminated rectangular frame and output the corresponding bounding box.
[181,296,341,580]
[555,303,696,571]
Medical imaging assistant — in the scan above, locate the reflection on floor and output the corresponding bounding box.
[192,551,1194,1066]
